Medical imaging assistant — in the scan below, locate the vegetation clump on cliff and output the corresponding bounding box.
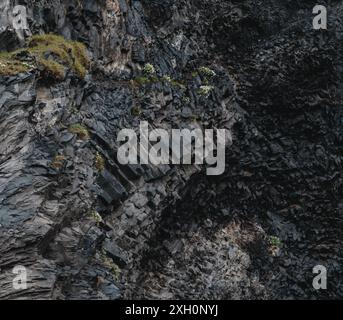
[0,34,89,80]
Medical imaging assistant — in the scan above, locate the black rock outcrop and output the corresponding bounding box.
[0,0,342,299]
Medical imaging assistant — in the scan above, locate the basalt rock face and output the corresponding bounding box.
[0,0,342,300]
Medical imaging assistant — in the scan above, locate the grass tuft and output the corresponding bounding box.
[95,152,105,171]
[69,124,90,140]
[51,155,66,169]
[0,33,89,79]
[0,52,33,75]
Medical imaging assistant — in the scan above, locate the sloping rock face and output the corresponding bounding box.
[0,0,342,299]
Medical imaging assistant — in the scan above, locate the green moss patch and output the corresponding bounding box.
[0,33,89,80]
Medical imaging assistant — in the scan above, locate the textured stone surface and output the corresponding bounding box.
[0,0,342,299]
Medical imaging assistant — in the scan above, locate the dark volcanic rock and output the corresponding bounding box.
[0,0,342,300]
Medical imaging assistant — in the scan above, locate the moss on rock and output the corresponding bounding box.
[0,33,89,80]
[69,124,90,140]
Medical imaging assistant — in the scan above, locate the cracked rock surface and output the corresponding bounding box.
[0,0,342,299]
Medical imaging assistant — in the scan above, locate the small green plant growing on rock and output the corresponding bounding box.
[170,79,186,89]
[69,124,89,140]
[198,66,216,78]
[89,210,103,224]
[110,263,122,282]
[133,65,185,89]
[131,105,141,116]
[142,63,156,76]
[191,71,198,77]
[99,250,122,282]
[268,235,282,257]
[162,75,172,83]
[132,76,151,86]
[182,96,191,104]
[94,152,105,171]
[133,64,159,87]
[269,236,282,248]
[198,85,214,97]
[0,33,89,79]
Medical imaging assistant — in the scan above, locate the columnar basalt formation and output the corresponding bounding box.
[0,0,342,299]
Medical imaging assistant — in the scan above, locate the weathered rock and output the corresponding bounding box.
[0,0,342,300]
